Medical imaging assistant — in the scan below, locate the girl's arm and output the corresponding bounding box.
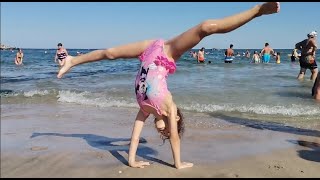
[128,110,150,168]
[168,103,193,169]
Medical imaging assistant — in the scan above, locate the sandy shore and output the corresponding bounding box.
[1,103,320,178]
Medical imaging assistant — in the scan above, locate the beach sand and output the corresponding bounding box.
[1,103,320,178]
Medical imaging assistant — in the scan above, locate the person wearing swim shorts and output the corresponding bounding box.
[225,44,234,63]
[296,31,318,81]
[261,42,274,63]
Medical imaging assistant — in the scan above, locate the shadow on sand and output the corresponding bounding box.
[287,139,320,163]
[209,113,320,138]
[30,132,174,168]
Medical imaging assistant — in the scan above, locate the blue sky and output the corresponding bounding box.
[1,2,319,49]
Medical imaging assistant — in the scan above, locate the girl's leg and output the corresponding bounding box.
[57,40,154,78]
[166,2,280,60]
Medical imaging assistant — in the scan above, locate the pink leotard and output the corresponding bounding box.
[135,39,177,116]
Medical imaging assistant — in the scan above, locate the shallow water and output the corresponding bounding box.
[1,48,319,129]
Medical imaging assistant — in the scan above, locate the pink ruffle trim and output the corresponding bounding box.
[154,56,176,74]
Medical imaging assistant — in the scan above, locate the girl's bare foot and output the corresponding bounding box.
[176,162,194,169]
[57,56,74,78]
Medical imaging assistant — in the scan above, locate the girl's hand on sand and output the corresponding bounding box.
[129,161,150,168]
[176,162,194,169]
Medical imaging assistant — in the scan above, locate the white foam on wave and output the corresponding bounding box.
[180,103,320,116]
[57,90,138,108]
[0,89,52,97]
[23,90,50,97]
[50,90,320,117]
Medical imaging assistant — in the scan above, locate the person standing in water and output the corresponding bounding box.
[252,51,261,63]
[192,51,197,59]
[261,42,274,63]
[295,31,318,81]
[197,47,205,63]
[225,44,234,63]
[291,48,299,62]
[245,50,251,58]
[15,48,24,65]
[54,43,69,66]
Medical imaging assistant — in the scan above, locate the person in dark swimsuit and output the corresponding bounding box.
[296,31,318,81]
[55,43,69,66]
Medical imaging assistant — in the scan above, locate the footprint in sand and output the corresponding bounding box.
[30,146,48,151]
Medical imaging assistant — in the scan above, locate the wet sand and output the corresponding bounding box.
[1,103,320,178]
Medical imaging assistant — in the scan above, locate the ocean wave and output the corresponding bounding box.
[23,90,51,97]
[2,89,319,117]
[0,89,54,97]
[57,90,138,108]
[57,91,319,116]
[180,103,320,116]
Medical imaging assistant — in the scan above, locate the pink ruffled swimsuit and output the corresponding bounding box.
[135,39,177,116]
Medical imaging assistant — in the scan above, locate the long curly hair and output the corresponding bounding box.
[155,107,185,145]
